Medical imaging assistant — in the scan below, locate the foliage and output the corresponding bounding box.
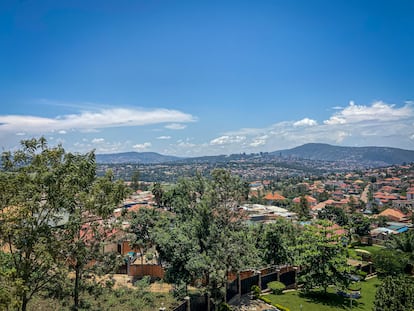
[349,214,371,237]
[385,230,414,274]
[317,205,349,226]
[218,302,233,311]
[294,195,311,220]
[292,221,349,294]
[127,207,161,265]
[267,281,285,295]
[154,170,259,308]
[0,138,127,311]
[371,249,408,276]
[251,285,261,299]
[373,275,414,311]
[258,219,298,265]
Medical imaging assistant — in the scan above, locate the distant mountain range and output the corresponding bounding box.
[96,143,414,166]
[273,143,414,166]
[95,152,180,164]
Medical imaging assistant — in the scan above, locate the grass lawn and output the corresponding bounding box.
[354,245,384,255]
[262,277,381,311]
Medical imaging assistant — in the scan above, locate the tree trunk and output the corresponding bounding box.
[74,263,81,310]
[21,295,28,311]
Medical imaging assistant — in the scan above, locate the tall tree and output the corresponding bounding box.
[154,170,259,310]
[0,138,127,311]
[0,138,72,311]
[292,221,349,294]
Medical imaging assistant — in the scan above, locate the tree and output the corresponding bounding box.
[128,207,161,266]
[292,221,349,294]
[373,275,414,311]
[318,205,349,227]
[0,138,72,311]
[151,182,164,208]
[260,219,298,265]
[131,170,140,191]
[60,156,127,310]
[0,138,127,311]
[154,170,259,310]
[385,230,414,273]
[295,195,310,220]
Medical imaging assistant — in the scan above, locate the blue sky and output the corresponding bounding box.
[0,0,413,156]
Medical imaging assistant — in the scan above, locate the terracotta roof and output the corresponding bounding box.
[379,208,407,221]
[264,192,286,201]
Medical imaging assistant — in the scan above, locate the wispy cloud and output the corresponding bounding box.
[92,138,105,144]
[0,107,196,135]
[157,135,171,140]
[165,123,187,130]
[210,135,246,145]
[133,142,152,151]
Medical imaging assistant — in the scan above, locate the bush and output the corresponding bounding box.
[267,281,285,295]
[218,302,233,311]
[251,285,261,299]
[356,270,367,279]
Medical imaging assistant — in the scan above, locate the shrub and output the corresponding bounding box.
[218,302,233,311]
[251,285,261,299]
[356,270,367,279]
[267,281,285,295]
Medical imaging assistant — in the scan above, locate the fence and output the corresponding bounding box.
[172,300,188,311]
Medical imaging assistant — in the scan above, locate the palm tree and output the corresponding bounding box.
[386,230,414,273]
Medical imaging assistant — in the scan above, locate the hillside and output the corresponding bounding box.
[95,152,180,164]
[274,143,414,166]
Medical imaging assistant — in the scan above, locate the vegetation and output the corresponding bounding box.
[373,275,414,311]
[0,138,127,311]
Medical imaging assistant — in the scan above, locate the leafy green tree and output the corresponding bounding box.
[349,214,371,237]
[60,156,127,310]
[371,249,408,276]
[0,138,72,311]
[154,169,259,310]
[128,207,161,265]
[151,182,164,208]
[260,219,298,265]
[292,221,349,294]
[317,205,349,227]
[131,170,140,191]
[373,275,414,311]
[385,230,414,273]
[0,138,127,311]
[294,195,310,220]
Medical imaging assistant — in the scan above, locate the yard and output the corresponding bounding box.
[262,277,381,311]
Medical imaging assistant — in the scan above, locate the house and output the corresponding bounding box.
[378,208,408,222]
[264,192,286,203]
[292,195,317,207]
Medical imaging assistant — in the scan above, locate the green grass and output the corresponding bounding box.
[354,245,384,255]
[262,277,381,311]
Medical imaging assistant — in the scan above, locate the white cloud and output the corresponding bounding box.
[250,135,268,147]
[210,135,246,145]
[133,142,152,151]
[324,101,412,125]
[16,132,26,136]
[165,123,187,130]
[58,130,67,134]
[293,118,318,127]
[92,138,105,144]
[157,135,171,140]
[0,107,196,135]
